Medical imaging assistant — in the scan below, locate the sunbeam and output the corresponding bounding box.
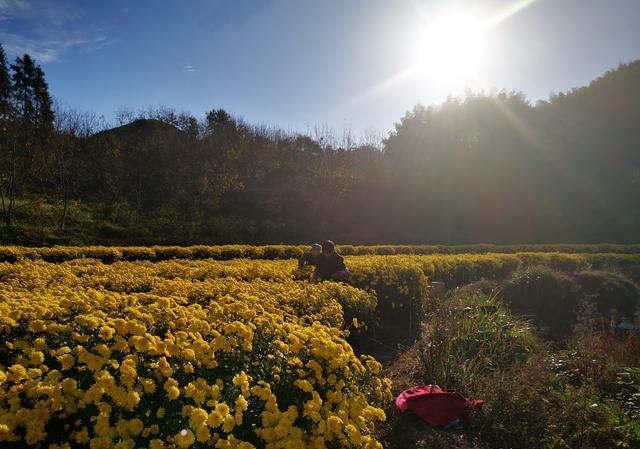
[353,0,539,103]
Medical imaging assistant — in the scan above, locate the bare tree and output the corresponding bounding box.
[340,124,356,151]
[115,106,135,125]
[53,105,105,229]
[311,123,337,150]
[361,127,384,151]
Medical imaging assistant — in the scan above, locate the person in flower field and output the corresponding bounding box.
[311,240,350,282]
[298,243,322,269]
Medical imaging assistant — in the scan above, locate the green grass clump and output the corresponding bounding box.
[385,290,640,449]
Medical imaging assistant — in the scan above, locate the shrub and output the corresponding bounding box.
[152,246,194,260]
[83,247,123,263]
[121,246,156,261]
[219,246,246,260]
[501,266,582,336]
[37,246,83,263]
[388,293,537,394]
[500,268,639,336]
[384,293,538,449]
[573,270,639,320]
[420,254,522,286]
[469,355,640,449]
[347,257,428,337]
[260,246,304,260]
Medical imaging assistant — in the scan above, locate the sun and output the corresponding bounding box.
[413,14,486,83]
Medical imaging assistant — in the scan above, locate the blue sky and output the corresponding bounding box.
[1,0,640,138]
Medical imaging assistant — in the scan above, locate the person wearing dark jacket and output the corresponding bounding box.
[298,243,322,269]
[311,240,350,282]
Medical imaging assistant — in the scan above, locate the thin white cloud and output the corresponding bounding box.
[2,33,112,63]
[0,0,30,21]
[1,0,80,25]
[3,39,57,62]
[182,64,196,73]
[0,0,112,63]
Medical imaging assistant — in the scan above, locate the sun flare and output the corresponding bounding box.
[413,14,486,82]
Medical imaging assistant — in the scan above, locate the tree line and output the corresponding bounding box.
[0,43,638,244]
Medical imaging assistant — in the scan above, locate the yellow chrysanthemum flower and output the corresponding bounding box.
[175,429,195,448]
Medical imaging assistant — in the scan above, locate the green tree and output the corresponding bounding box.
[1,53,55,227]
[0,43,16,226]
[11,54,37,124]
[33,65,54,129]
[0,44,11,118]
[11,54,53,128]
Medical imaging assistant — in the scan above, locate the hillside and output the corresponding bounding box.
[92,118,186,146]
[1,62,639,245]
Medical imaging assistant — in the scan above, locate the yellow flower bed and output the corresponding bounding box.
[350,252,640,288]
[2,248,637,448]
[1,244,639,264]
[4,250,636,342]
[345,258,428,334]
[0,259,377,331]
[0,259,391,449]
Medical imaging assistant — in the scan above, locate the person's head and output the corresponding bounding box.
[310,243,322,257]
[321,240,335,256]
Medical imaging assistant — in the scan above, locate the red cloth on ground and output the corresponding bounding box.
[395,385,484,426]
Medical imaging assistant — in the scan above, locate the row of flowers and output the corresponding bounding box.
[1,244,639,264]
[0,260,391,448]
[3,251,636,339]
[0,259,378,332]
